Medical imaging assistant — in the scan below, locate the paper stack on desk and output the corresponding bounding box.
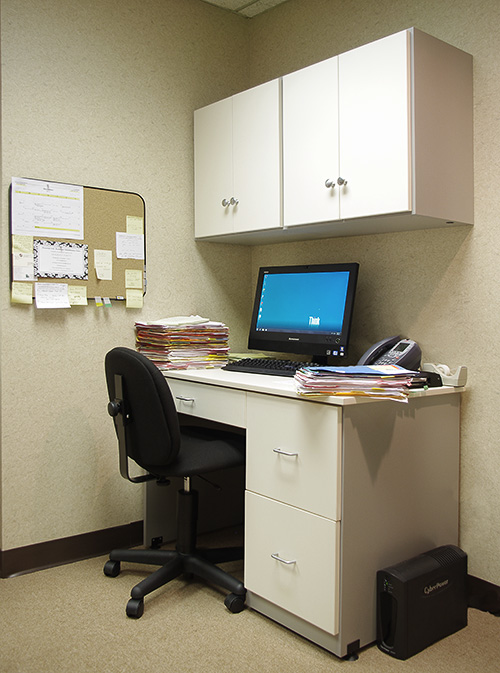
[135,315,230,370]
[294,365,423,402]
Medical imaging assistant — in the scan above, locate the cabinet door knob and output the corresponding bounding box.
[221,198,231,207]
[230,197,239,206]
[337,177,348,186]
[325,178,335,189]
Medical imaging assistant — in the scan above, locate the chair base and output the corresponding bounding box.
[104,486,246,618]
[104,545,246,618]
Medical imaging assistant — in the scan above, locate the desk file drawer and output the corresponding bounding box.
[245,491,340,635]
[168,379,246,428]
[246,393,342,520]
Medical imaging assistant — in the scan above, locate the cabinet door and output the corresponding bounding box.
[246,393,342,520]
[245,491,340,634]
[194,96,234,237]
[338,30,411,220]
[232,79,281,233]
[283,57,340,227]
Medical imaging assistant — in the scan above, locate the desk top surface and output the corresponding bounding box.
[163,367,462,406]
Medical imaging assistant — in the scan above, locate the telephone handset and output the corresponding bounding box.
[357,335,422,371]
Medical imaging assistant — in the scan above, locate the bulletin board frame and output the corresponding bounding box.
[9,177,146,303]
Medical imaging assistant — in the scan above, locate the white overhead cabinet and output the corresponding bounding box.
[194,79,281,238]
[283,28,473,236]
[194,28,473,243]
[283,30,411,226]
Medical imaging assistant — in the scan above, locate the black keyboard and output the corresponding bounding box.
[223,357,314,377]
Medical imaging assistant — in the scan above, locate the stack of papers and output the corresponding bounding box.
[135,315,230,370]
[294,365,424,402]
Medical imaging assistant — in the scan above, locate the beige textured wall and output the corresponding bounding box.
[0,0,251,550]
[245,0,500,583]
[1,0,500,588]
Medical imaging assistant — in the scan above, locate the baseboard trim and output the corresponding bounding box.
[0,521,143,578]
[468,575,500,615]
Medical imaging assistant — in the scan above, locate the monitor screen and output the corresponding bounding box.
[248,262,359,361]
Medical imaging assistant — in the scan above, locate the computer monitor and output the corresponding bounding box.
[247,262,359,363]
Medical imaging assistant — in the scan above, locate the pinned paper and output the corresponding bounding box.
[126,288,143,308]
[95,296,103,308]
[34,240,88,280]
[11,281,33,304]
[125,269,143,289]
[126,215,144,235]
[68,286,88,305]
[35,282,71,309]
[12,234,34,281]
[12,177,84,240]
[12,252,35,281]
[103,296,112,307]
[116,232,144,260]
[94,249,112,280]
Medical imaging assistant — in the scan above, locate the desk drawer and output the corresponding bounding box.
[246,393,341,520]
[167,379,246,428]
[245,491,340,635]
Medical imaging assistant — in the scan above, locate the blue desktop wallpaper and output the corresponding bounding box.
[255,271,350,334]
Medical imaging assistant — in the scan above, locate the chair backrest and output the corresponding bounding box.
[105,347,181,474]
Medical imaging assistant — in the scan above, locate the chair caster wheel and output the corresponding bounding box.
[126,598,144,619]
[224,593,245,613]
[103,560,121,577]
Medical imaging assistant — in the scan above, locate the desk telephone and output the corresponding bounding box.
[358,336,467,387]
[357,335,422,370]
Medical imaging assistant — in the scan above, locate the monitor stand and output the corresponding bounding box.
[312,354,349,366]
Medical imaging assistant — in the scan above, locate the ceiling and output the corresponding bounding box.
[199,0,290,18]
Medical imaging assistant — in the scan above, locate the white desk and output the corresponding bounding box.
[158,368,461,659]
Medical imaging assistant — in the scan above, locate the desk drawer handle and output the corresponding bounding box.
[273,447,298,457]
[271,553,297,565]
[175,396,195,403]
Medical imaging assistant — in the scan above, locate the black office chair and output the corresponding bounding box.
[103,347,246,618]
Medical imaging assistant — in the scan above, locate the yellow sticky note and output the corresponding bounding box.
[68,286,88,305]
[11,281,33,304]
[12,234,34,254]
[126,216,144,235]
[125,269,143,289]
[126,288,143,309]
[94,249,113,280]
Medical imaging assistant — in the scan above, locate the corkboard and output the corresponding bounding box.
[82,186,145,300]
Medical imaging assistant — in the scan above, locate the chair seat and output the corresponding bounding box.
[148,426,245,478]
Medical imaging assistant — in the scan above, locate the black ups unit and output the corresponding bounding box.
[377,545,468,660]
